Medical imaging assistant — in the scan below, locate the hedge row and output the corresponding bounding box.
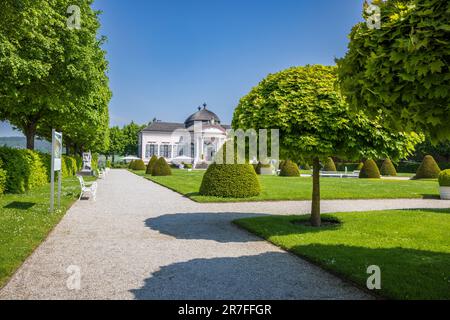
[0,146,82,194]
[0,158,6,195]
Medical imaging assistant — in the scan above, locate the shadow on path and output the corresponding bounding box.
[130,252,349,300]
[145,212,267,243]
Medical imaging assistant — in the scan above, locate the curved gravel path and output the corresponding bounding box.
[1,170,448,300]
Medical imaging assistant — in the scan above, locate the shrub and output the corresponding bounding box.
[146,155,158,174]
[254,162,271,175]
[380,158,397,176]
[302,163,311,170]
[152,157,172,176]
[323,157,336,171]
[439,170,450,187]
[356,162,364,171]
[359,159,381,179]
[415,155,441,179]
[0,159,6,196]
[280,160,300,177]
[0,147,48,193]
[199,164,261,198]
[106,160,111,168]
[128,160,135,169]
[133,159,146,170]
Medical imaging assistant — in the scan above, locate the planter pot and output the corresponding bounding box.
[260,167,274,175]
[440,186,450,200]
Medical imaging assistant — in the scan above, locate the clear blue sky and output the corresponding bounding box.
[0,0,365,136]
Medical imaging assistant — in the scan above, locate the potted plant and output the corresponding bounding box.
[438,169,450,200]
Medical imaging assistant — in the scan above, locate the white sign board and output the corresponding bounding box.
[50,129,63,212]
[53,131,63,171]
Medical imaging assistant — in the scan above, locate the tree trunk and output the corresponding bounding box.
[311,157,321,227]
[23,123,37,150]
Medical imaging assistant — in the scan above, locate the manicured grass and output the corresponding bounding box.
[234,209,450,300]
[0,176,94,288]
[131,169,439,203]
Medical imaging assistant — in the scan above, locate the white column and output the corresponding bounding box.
[171,144,174,160]
[157,144,160,157]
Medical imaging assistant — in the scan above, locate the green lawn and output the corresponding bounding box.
[0,176,94,288]
[131,169,439,203]
[234,209,450,300]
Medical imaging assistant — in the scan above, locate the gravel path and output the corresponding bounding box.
[1,170,448,300]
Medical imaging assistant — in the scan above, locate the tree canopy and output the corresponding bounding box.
[0,0,111,152]
[337,0,450,142]
[232,65,421,226]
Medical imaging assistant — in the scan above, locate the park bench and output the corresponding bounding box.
[77,175,98,201]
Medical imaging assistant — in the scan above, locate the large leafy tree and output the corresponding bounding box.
[107,126,125,162]
[0,0,111,151]
[122,122,145,156]
[232,65,421,227]
[337,0,450,142]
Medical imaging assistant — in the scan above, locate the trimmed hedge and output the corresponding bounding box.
[0,159,6,196]
[199,164,261,198]
[359,159,381,179]
[323,157,336,171]
[152,157,172,176]
[146,155,158,174]
[132,159,146,170]
[280,160,300,177]
[0,146,81,194]
[415,155,441,179]
[380,158,397,176]
[439,169,450,187]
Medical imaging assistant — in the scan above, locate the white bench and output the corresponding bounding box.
[77,175,98,201]
[320,171,360,178]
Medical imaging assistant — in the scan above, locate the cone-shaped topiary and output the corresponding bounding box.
[146,155,158,174]
[133,159,146,170]
[280,160,300,177]
[199,164,260,198]
[359,159,381,179]
[152,157,172,176]
[439,169,450,187]
[356,162,364,171]
[415,155,441,179]
[128,160,135,169]
[323,157,336,172]
[380,158,397,176]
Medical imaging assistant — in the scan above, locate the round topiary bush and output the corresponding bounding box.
[152,157,172,176]
[359,159,381,179]
[380,158,397,176]
[133,159,146,170]
[280,160,300,177]
[146,155,158,174]
[323,157,336,172]
[439,169,450,186]
[199,164,260,198]
[415,155,441,179]
[128,160,135,169]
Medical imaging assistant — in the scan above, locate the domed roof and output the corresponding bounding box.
[185,104,221,127]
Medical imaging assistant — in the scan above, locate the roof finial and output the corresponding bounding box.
[197,106,201,111]
[203,103,207,109]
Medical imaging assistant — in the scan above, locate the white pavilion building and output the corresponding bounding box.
[138,104,230,168]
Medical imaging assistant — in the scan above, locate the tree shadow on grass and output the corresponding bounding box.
[420,194,441,199]
[145,212,269,243]
[286,243,450,300]
[3,201,36,210]
[130,252,369,300]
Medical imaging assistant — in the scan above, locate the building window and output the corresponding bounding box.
[191,143,195,159]
[160,144,171,158]
[145,144,158,158]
